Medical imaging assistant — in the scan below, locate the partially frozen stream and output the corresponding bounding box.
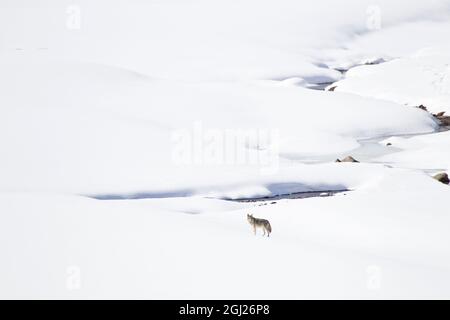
[292,60,450,168]
[90,61,449,203]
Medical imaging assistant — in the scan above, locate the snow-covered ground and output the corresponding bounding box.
[332,47,450,113]
[1,0,450,299]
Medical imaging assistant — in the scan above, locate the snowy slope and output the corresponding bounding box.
[1,0,450,82]
[377,131,450,171]
[2,170,450,299]
[0,56,438,195]
[332,47,450,113]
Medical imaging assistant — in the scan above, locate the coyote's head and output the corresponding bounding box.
[247,214,253,222]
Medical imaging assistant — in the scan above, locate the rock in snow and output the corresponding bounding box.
[433,173,450,185]
[336,156,360,163]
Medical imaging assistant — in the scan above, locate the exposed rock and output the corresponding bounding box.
[386,142,392,146]
[433,111,446,117]
[417,105,428,112]
[438,116,450,126]
[364,58,386,65]
[433,173,449,185]
[328,86,337,92]
[342,156,359,163]
[416,108,450,127]
[336,156,359,163]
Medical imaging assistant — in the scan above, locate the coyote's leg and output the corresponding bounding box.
[253,226,256,235]
[262,228,266,236]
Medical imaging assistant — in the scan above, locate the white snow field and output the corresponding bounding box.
[1,0,450,299]
[377,131,450,171]
[332,47,450,113]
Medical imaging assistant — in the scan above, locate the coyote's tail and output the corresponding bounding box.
[267,222,272,233]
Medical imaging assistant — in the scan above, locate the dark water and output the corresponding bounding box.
[230,189,348,203]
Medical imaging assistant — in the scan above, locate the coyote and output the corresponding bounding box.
[247,214,272,237]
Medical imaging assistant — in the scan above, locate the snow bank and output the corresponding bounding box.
[1,0,449,82]
[377,131,450,170]
[1,168,450,299]
[332,47,450,113]
[0,57,437,195]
